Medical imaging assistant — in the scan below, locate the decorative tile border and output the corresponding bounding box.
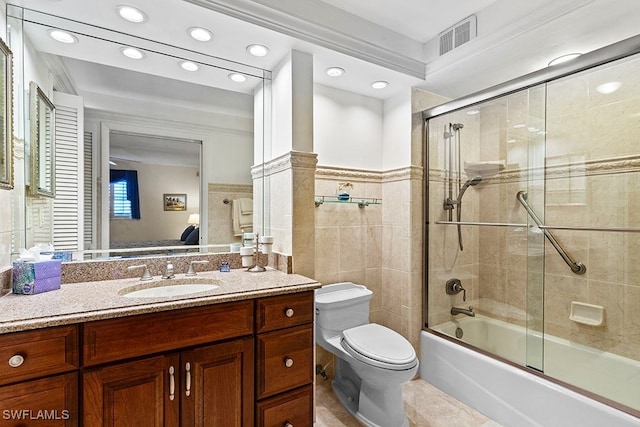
[428,155,640,183]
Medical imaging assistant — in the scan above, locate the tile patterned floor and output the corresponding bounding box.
[315,378,502,427]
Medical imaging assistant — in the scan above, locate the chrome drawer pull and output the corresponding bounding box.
[285,308,294,318]
[8,354,25,368]
[284,358,294,368]
[185,362,191,397]
[169,366,175,401]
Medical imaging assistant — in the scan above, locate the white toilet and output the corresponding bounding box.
[315,282,419,427]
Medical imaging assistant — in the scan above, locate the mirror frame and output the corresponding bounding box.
[0,38,13,190]
[28,81,56,198]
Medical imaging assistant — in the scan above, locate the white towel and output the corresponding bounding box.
[232,199,253,236]
[238,198,253,215]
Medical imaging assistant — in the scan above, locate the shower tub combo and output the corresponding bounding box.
[421,317,640,427]
[422,34,640,426]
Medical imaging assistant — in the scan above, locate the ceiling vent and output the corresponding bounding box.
[439,15,477,56]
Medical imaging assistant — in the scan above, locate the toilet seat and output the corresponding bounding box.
[341,323,417,370]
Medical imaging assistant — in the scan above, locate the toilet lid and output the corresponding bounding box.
[341,323,417,370]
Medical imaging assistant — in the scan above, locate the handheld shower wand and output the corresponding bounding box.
[454,176,483,251]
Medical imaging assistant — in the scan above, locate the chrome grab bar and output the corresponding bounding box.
[516,191,586,275]
[539,225,640,233]
[435,220,528,228]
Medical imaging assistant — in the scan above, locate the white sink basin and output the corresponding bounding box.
[122,283,219,298]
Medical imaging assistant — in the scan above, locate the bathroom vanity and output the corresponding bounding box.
[0,269,319,426]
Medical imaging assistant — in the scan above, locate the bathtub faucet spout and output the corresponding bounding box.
[451,306,475,317]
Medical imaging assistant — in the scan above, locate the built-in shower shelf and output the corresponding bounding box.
[435,220,527,228]
[315,196,381,208]
[570,301,604,326]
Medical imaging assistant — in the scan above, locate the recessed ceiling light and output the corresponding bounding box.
[548,53,581,66]
[371,81,388,89]
[188,27,213,42]
[116,5,147,23]
[596,81,621,94]
[246,44,269,57]
[180,61,199,71]
[120,46,145,59]
[48,29,78,44]
[228,73,247,83]
[466,110,480,115]
[325,67,345,77]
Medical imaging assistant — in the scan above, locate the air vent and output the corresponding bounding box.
[439,15,477,56]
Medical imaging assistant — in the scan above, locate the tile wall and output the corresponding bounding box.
[426,53,640,363]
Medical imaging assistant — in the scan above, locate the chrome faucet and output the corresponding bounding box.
[451,306,475,317]
[162,260,175,279]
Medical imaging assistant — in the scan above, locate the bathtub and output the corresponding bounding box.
[420,315,640,427]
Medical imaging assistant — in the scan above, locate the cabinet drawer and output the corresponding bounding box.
[256,291,313,333]
[257,324,313,399]
[256,385,313,427]
[83,300,253,366]
[0,325,78,385]
[0,372,78,427]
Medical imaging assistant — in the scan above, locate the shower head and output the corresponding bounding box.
[455,176,483,204]
[451,123,464,131]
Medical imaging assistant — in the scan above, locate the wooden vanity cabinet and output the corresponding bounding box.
[82,338,254,427]
[81,300,255,426]
[255,291,315,427]
[0,288,317,426]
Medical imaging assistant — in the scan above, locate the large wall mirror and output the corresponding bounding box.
[0,38,12,190]
[7,5,270,259]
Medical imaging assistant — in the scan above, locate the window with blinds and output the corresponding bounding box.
[110,180,133,218]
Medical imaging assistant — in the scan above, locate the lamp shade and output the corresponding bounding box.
[187,213,200,226]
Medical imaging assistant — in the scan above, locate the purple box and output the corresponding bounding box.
[12,260,62,295]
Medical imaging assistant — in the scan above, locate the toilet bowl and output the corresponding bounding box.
[315,282,419,427]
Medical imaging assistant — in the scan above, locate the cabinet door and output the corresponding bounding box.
[0,372,78,427]
[83,354,180,427]
[181,338,254,427]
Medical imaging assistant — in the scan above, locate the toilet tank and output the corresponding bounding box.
[315,282,373,334]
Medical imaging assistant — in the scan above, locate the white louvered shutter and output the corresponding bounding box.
[83,131,93,249]
[52,92,84,251]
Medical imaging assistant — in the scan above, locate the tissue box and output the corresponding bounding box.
[12,260,62,295]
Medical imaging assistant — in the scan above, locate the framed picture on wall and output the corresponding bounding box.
[163,193,187,211]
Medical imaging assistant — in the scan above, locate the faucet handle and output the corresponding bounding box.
[186,260,209,276]
[128,264,152,281]
[445,278,466,301]
[162,260,175,279]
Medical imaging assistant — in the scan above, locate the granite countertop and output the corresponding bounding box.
[0,268,320,334]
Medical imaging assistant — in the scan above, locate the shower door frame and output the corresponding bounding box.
[422,33,640,415]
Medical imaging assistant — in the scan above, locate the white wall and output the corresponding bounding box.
[382,90,412,170]
[313,83,383,170]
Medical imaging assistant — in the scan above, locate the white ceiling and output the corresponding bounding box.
[319,0,498,43]
[12,0,640,103]
[11,0,639,166]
